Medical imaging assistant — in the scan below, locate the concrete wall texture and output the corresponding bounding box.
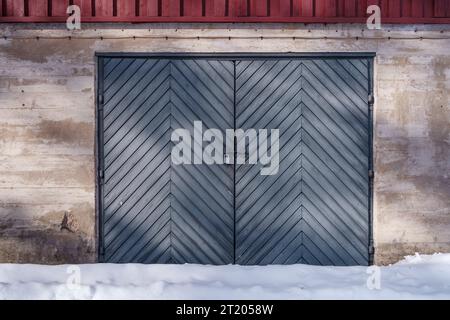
[0,24,449,265]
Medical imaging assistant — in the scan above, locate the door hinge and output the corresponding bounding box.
[98,94,104,105]
[99,169,105,183]
[368,94,374,109]
[369,245,375,255]
[369,170,374,178]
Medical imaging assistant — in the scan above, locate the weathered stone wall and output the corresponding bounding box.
[0,23,449,265]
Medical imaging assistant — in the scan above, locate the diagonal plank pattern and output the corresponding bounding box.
[102,59,173,263]
[100,56,370,266]
[235,59,370,266]
[235,60,303,265]
[102,58,234,264]
[170,60,234,264]
[301,59,369,265]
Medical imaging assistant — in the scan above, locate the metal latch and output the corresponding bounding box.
[99,169,105,184]
[368,93,375,106]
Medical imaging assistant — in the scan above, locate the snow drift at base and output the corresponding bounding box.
[1,253,450,299]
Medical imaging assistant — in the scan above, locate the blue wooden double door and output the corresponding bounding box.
[98,56,372,266]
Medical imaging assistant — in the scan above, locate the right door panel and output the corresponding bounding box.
[235,58,370,266]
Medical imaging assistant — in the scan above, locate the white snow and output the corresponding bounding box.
[1,253,450,300]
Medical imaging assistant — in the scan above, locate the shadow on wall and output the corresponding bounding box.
[0,203,96,264]
[375,89,450,264]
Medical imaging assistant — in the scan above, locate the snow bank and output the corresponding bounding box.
[1,253,450,300]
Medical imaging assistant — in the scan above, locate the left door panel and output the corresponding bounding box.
[99,57,235,264]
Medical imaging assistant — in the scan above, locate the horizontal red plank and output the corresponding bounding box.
[140,0,159,17]
[28,0,48,17]
[118,0,136,17]
[51,0,70,17]
[72,0,94,17]
[1,15,450,24]
[435,0,449,17]
[95,0,113,17]
[0,0,449,22]
[411,0,424,18]
[5,0,25,17]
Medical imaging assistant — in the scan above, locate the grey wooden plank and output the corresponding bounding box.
[104,137,170,212]
[104,126,170,196]
[172,205,233,264]
[301,232,336,265]
[104,157,171,236]
[236,148,301,232]
[302,63,368,131]
[312,59,367,105]
[103,58,136,92]
[236,69,302,130]
[235,60,269,89]
[237,61,301,126]
[104,61,170,135]
[172,61,233,125]
[207,60,234,85]
[301,83,369,148]
[171,80,230,130]
[170,108,233,188]
[265,230,303,265]
[303,143,368,207]
[324,59,368,102]
[236,117,301,209]
[246,215,302,265]
[303,209,365,265]
[132,223,172,263]
[302,177,369,251]
[347,59,369,79]
[171,168,234,236]
[302,113,368,182]
[104,90,170,171]
[303,169,368,237]
[191,60,234,102]
[107,198,170,262]
[236,182,302,263]
[111,203,171,263]
[104,77,170,151]
[302,125,368,193]
[235,90,302,188]
[142,231,173,264]
[104,59,148,105]
[302,156,368,225]
[237,60,289,114]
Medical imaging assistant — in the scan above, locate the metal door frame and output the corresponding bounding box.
[95,52,375,264]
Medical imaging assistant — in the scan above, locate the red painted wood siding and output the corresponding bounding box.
[0,0,449,23]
